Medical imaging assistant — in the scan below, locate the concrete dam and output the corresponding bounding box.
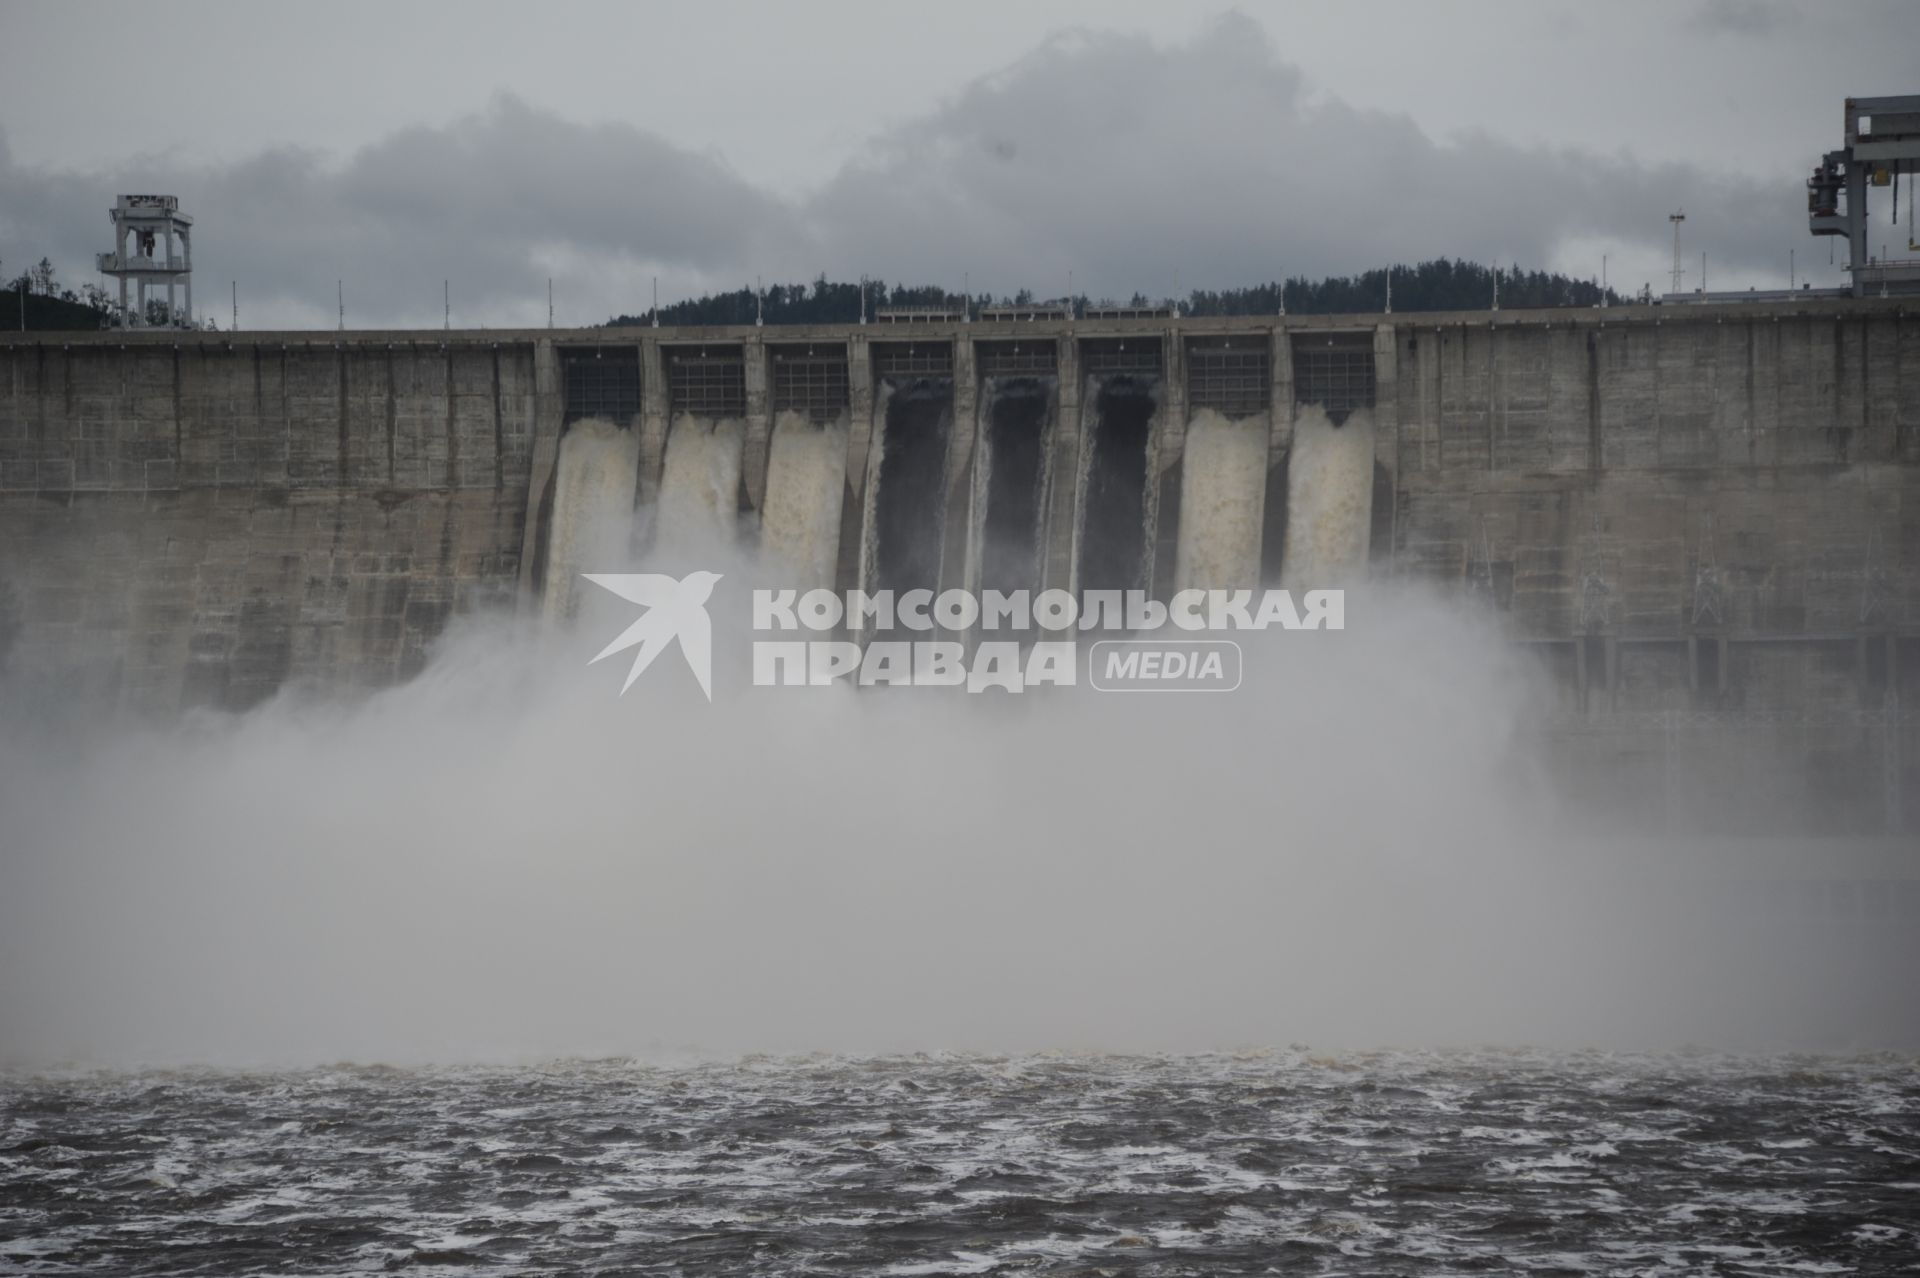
[1,299,1916,832]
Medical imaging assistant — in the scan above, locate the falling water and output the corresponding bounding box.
[540,418,639,623]
[656,415,746,555]
[1076,375,1159,596]
[759,410,848,590]
[1282,406,1376,590]
[863,378,953,607]
[974,376,1054,602]
[1174,407,1269,591]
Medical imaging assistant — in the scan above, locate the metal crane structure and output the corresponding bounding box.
[96,194,193,328]
[1808,94,1920,297]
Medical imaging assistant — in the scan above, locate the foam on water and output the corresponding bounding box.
[759,410,848,591]
[1174,407,1268,590]
[540,419,639,624]
[3,1051,1911,1276]
[1282,405,1376,590]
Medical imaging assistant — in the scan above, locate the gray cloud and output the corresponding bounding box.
[0,98,792,328]
[0,16,1830,328]
[799,15,1804,298]
[1686,0,1802,37]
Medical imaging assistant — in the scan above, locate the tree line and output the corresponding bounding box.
[2,255,208,330]
[607,259,1627,327]
[3,252,1627,332]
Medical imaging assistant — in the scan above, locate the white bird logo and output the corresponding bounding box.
[583,570,723,699]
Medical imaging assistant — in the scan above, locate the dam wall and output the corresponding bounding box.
[0,339,539,707]
[3,299,1916,825]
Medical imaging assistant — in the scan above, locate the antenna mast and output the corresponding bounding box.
[1669,211,1687,294]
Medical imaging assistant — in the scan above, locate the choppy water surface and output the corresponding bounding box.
[3,1050,1916,1275]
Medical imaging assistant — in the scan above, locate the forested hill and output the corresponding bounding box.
[0,287,115,332]
[606,259,1625,327]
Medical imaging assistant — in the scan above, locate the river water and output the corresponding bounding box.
[4,1049,1915,1275]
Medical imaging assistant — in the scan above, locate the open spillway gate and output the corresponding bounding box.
[531,321,1395,643]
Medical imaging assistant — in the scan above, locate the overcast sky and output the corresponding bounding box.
[2,0,1915,328]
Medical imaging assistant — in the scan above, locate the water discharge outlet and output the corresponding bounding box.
[866,377,954,627]
[1076,375,1159,597]
[976,375,1054,606]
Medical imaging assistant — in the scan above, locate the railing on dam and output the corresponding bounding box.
[559,346,641,425]
[770,346,850,423]
[871,341,954,378]
[1293,332,1376,424]
[1186,338,1270,416]
[1081,337,1163,375]
[668,346,747,418]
